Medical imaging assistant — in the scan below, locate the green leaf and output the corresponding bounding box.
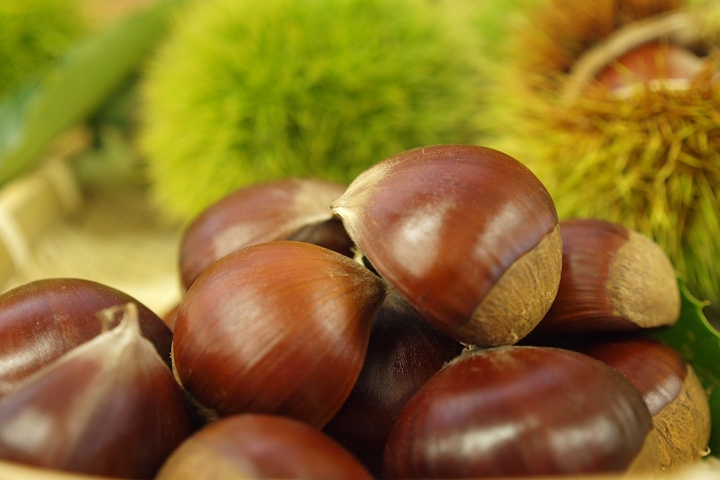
[652,281,720,457]
[0,0,182,186]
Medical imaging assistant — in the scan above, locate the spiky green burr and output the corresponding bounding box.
[139,0,489,223]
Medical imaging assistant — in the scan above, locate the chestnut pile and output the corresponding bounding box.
[0,145,711,479]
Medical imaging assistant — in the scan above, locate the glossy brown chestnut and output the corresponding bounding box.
[0,278,173,397]
[331,144,562,347]
[179,178,354,289]
[156,413,374,480]
[568,334,711,472]
[0,303,194,479]
[172,240,388,428]
[383,345,659,478]
[323,290,464,476]
[529,218,680,339]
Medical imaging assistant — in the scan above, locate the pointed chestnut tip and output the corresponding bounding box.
[172,241,389,428]
[331,144,561,347]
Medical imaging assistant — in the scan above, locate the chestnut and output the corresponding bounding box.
[529,218,680,339]
[566,333,711,472]
[594,41,715,94]
[0,278,173,397]
[179,178,354,289]
[172,240,388,428]
[0,303,195,479]
[383,345,659,478]
[331,144,562,347]
[156,414,374,480]
[323,290,464,476]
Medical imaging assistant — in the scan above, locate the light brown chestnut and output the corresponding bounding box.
[529,218,680,339]
[172,240,388,428]
[383,345,659,478]
[330,144,562,347]
[322,290,464,476]
[0,303,195,479]
[156,414,374,480]
[567,333,711,472]
[179,178,354,289]
[0,278,173,397]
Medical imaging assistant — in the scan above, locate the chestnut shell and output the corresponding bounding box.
[0,303,194,479]
[331,144,562,346]
[172,241,387,428]
[0,278,173,396]
[179,178,352,289]
[383,345,658,478]
[157,414,373,480]
[323,290,463,476]
[528,218,680,339]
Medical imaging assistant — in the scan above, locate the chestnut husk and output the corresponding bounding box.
[383,345,659,478]
[0,303,195,479]
[331,144,562,347]
[172,240,388,428]
[156,413,374,480]
[0,278,173,397]
[323,290,464,476]
[179,178,353,289]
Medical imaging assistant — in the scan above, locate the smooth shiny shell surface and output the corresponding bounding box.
[331,144,561,346]
[383,345,658,478]
[570,334,711,471]
[323,290,463,476]
[172,241,387,428]
[0,304,194,479]
[0,278,173,396]
[156,414,373,480]
[529,218,680,339]
[179,178,352,288]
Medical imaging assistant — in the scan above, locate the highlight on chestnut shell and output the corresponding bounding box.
[383,345,659,478]
[567,333,711,472]
[322,289,464,477]
[0,278,173,397]
[156,413,374,480]
[0,303,195,479]
[529,218,680,339]
[179,178,353,289]
[330,144,562,347]
[172,240,388,428]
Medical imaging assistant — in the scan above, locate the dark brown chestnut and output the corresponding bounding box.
[331,144,562,347]
[0,278,173,397]
[567,334,711,472]
[172,240,388,428]
[0,303,194,479]
[323,290,464,476]
[529,218,680,339]
[156,414,374,480]
[179,178,354,289]
[383,345,659,478]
